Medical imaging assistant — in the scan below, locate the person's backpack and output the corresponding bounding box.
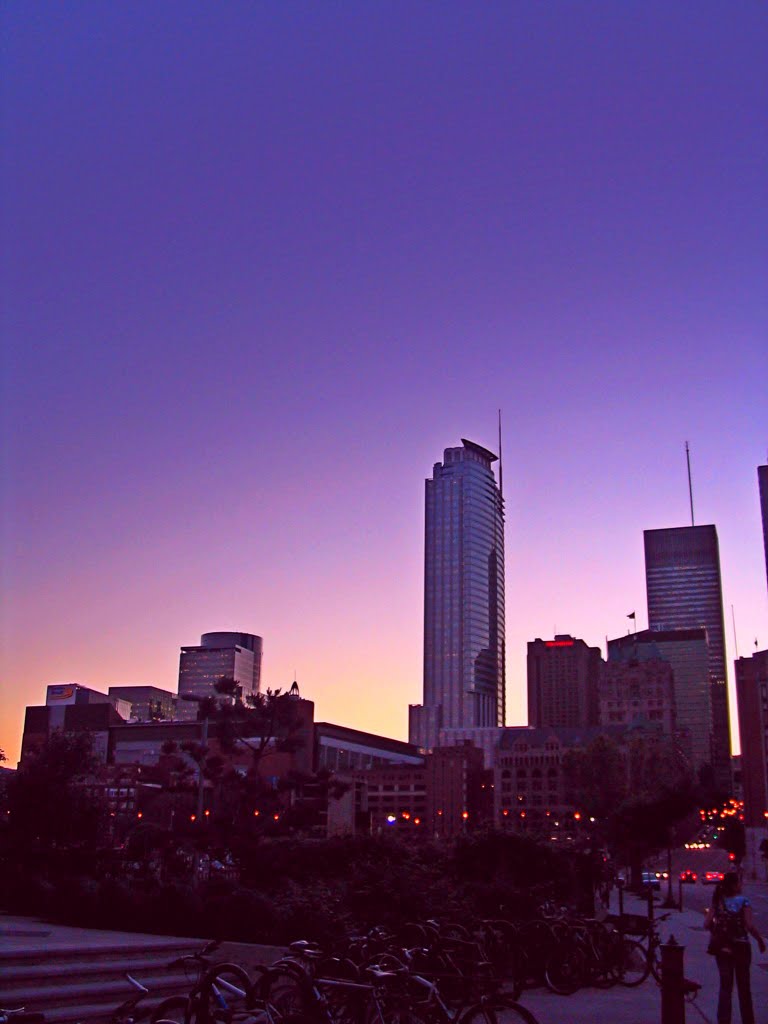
[709,901,746,954]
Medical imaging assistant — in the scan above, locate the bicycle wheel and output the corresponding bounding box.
[150,997,190,1024]
[456,1006,497,1024]
[260,966,313,1015]
[544,945,586,995]
[469,998,540,1024]
[617,939,651,987]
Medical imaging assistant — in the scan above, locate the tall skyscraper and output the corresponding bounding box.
[409,439,505,751]
[644,525,731,789]
[178,631,262,719]
[527,635,602,729]
[759,464,768,594]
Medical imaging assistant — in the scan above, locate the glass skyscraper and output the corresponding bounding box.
[409,439,505,751]
[644,525,731,789]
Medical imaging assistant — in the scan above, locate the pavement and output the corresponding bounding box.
[2,883,768,1024]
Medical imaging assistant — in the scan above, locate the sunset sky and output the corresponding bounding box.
[2,2,766,765]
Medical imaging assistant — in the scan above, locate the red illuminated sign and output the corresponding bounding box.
[545,640,574,648]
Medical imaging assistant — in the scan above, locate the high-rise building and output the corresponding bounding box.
[409,439,505,751]
[644,525,731,789]
[527,635,602,729]
[759,465,768,594]
[178,631,262,719]
[734,649,768,826]
[607,629,710,771]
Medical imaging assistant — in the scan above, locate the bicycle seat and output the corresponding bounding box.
[289,940,324,956]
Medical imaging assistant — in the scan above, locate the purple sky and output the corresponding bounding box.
[2,2,766,765]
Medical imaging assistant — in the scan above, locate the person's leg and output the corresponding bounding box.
[716,953,735,1024]
[733,944,754,1024]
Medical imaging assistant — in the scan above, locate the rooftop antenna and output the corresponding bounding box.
[731,605,739,660]
[497,408,504,499]
[685,441,695,526]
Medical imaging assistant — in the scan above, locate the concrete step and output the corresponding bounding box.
[0,957,199,990]
[0,940,201,970]
[0,940,207,1021]
[4,972,193,1010]
[27,994,186,1024]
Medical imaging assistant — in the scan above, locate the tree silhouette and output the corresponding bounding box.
[4,731,106,850]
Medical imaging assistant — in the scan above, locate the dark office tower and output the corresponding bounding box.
[759,465,768,594]
[644,526,731,790]
[409,439,505,751]
[178,631,262,719]
[734,649,768,826]
[527,635,602,729]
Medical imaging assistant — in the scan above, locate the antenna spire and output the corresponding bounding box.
[497,409,504,499]
[685,441,695,526]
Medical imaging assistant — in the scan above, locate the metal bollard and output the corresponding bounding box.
[660,935,686,1024]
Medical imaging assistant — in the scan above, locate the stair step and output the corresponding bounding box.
[1,956,200,988]
[28,993,187,1024]
[0,940,201,970]
[7,973,193,1011]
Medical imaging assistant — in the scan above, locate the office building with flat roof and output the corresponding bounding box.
[527,635,602,729]
[644,525,731,789]
[409,439,505,751]
[178,631,263,719]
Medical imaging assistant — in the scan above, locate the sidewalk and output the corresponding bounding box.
[519,888,768,1024]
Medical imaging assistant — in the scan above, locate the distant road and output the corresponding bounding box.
[648,845,768,935]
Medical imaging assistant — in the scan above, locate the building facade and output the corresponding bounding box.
[410,439,505,750]
[608,629,711,774]
[734,649,768,826]
[108,685,177,722]
[345,742,488,838]
[527,636,602,729]
[493,725,628,829]
[644,525,731,789]
[599,656,676,734]
[178,631,263,718]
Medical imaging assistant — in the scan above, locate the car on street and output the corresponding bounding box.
[641,871,661,890]
[680,869,697,883]
[703,870,725,885]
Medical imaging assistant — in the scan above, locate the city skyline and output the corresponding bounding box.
[2,4,766,764]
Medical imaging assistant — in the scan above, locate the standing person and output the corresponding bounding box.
[704,872,765,1024]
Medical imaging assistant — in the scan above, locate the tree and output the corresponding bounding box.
[562,735,628,821]
[562,730,698,888]
[4,731,107,850]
